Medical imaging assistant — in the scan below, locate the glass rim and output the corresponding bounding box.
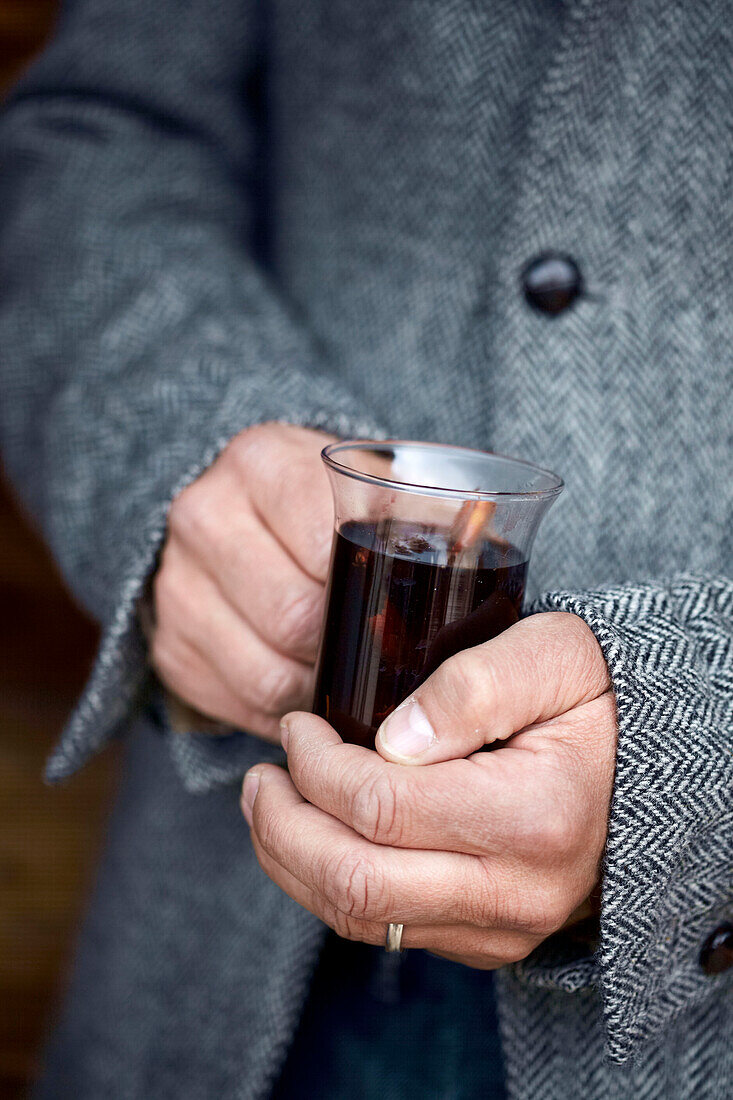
[321,439,564,503]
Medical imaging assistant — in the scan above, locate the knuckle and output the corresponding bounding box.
[326,852,387,922]
[350,772,403,846]
[471,863,570,939]
[541,807,581,864]
[516,884,570,938]
[168,483,217,544]
[500,935,539,966]
[513,787,581,864]
[451,647,488,698]
[230,422,277,465]
[233,423,288,488]
[433,647,487,718]
[557,612,607,691]
[559,610,596,648]
[532,902,569,938]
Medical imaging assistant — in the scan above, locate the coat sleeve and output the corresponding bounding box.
[0,0,383,787]
[509,575,733,1064]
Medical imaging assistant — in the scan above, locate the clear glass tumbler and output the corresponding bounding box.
[313,441,563,749]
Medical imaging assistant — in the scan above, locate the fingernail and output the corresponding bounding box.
[241,770,261,826]
[376,697,436,761]
[280,719,290,753]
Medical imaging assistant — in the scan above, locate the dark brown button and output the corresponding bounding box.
[522,252,582,315]
[699,923,733,975]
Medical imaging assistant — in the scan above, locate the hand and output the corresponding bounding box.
[241,612,617,966]
[151,423,336,742]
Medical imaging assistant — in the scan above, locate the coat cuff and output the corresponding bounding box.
[513,576,733,1063]
[145,685,286,793]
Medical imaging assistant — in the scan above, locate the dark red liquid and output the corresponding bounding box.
[313,520,527,748]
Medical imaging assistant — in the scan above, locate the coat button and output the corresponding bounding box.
[699,924,733,975]
[521,252,582,315]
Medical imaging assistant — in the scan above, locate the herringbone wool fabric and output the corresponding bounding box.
[0,0,731,1097]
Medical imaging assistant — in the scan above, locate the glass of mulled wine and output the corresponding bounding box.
[312,441,563,749]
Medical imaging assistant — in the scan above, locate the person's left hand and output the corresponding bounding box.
[241,612,617,968]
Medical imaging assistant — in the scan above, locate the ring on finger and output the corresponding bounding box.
[385,922,406,953]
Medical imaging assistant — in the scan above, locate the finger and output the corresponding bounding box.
[155,547,313,715]
[282,710,543,856]
[150,632,284,741]
[235,424,336,583]
[283,709,611,921]
[250,830,534,965]
[375,611,610,765]
[170,504,325,664]
[245,764,506,928]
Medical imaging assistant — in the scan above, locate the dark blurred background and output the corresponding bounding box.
[0,6,119,1095]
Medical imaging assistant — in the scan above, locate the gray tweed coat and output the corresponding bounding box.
[1,0,732,1097]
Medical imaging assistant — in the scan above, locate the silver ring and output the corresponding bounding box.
[385,922,405,953]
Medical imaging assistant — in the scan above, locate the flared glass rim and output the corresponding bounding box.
[321,440,564,503]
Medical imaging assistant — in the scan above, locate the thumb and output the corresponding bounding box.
[374,612,608,765]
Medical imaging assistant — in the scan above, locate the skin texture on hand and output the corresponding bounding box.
[241,612,618,968]
[151,423,337,743]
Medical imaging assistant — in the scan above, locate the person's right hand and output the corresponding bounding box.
[150,422,337,743]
